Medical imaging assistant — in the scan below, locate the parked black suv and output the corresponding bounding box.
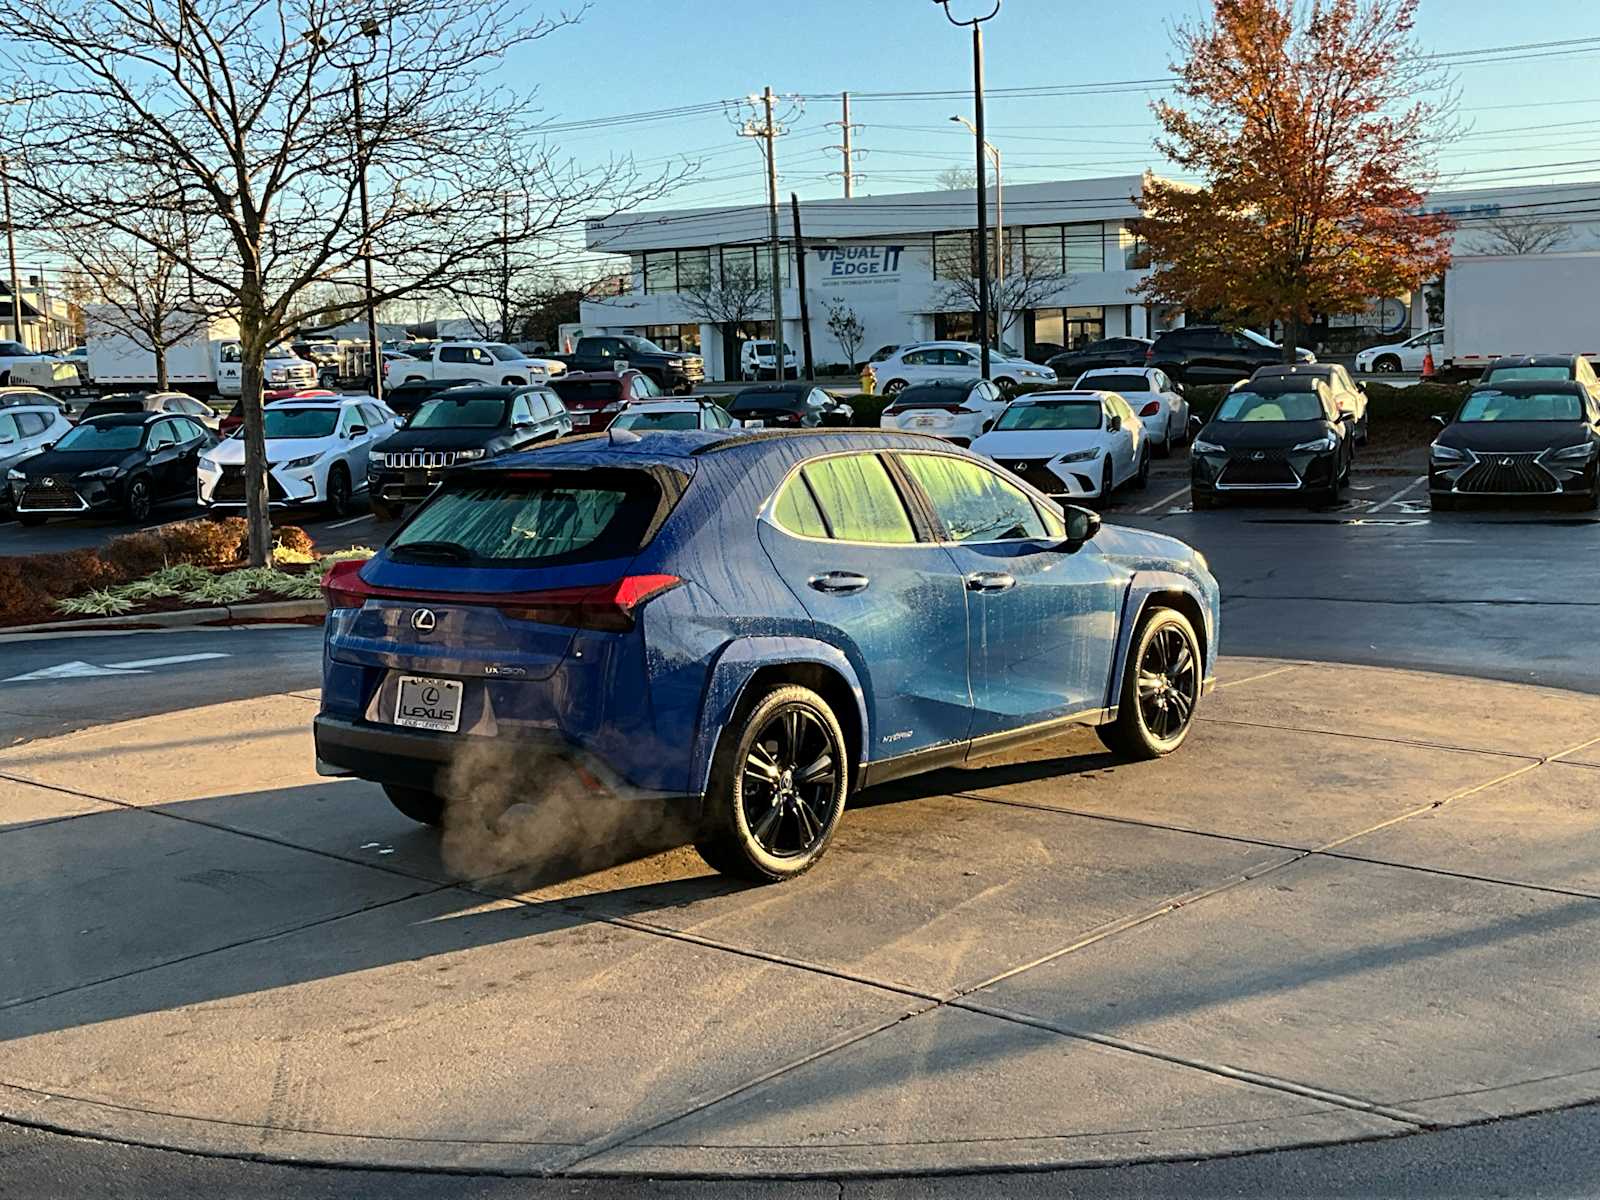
[366,385,572,520]
[1046,336,1152,379]
[1148,326,1314,384]
[8,412,214,524]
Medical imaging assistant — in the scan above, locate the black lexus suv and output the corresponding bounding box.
[1190,378,1354,508]
[1149,326,1315,384]
[366,385,571,520]
[8,411,214,524]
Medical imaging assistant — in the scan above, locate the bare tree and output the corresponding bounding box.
[0,0,680,564]
[52,223,209,390]
[677,264,767,371]
[823,297,865,369]
[1472,215,1568,256]
[935,166,978,191]
[933,236,1068,350]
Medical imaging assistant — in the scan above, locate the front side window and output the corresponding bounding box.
[0,413,18,441]
[900,454,1048,543]
[439,346,470,364]
[147,421,180,449]
[800,454,916,544]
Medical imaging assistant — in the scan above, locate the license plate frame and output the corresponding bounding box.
[393,675,463,733]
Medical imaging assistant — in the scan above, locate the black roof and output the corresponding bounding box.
[1234,377,1329,395]
[1470,378,1586,394]
[415,385,533,401]
[1254,364,1334,377]
[82,411,160,426]
[1485,355,1582,368]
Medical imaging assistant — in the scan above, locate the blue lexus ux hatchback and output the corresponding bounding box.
[315,428,1219,882]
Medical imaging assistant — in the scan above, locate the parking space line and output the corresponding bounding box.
[1136,484,1189,514]
[1368,475,1427,513]
[324,514,373,529]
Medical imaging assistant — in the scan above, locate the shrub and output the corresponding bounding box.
[159,516,248,565]
[274,525,314,557]
[102,530,168,578]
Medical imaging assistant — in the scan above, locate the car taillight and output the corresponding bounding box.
[1138,400,1162,417]
[499,575,681,632]
[321,558,377,612]
[1144,347,1154,363]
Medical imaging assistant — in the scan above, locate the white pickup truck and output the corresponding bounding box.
[383,341,565,389]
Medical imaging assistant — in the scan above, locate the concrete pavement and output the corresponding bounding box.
[4,658,1600,1177]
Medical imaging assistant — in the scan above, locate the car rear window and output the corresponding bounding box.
[79,400,142,419]
[389,470,665,566]
[1484,366,1571,383]
[730,388,806,413]
[892,384,969,410]
[551,380,622,406]
[1078,373,1149,392]
[615,410,699,430]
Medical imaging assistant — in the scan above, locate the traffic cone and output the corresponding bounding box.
[1422,349,1435,379]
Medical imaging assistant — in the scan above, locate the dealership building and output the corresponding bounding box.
[577,173,1600,378]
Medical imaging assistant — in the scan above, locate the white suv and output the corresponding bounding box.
[198,395,399,515]
[866,341,1056,396]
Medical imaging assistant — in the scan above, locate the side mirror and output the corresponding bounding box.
[1340,412,1356,425]
[1107,414,1121,432]
[1431,414,1448,428]
[347,424,368,438]
[1060,505,1101,549]
[1188,414,1204,433]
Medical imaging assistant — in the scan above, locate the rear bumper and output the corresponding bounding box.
[313,714,698,809]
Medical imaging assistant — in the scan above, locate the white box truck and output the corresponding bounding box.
[1443,252,1600,377]
[82,307,317,398]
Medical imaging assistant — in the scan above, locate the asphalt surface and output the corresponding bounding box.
[0,500,399,556]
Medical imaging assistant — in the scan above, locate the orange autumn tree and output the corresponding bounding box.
[1136,0,1454,359]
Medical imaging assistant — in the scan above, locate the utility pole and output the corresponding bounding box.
[791,193,814,380]
[738,88,791,377]
[500,192,511,342]
[2,157,25,346]
[825,92,860,199]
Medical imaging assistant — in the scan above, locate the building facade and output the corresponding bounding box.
[579,175,1600,378]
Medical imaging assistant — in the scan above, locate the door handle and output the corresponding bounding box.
[808,571,870,595]
[966,571,1016,593]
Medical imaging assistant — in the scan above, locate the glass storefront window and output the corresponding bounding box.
[644,324,701,354]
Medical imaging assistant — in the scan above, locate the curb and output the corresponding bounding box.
[0,599,324,642]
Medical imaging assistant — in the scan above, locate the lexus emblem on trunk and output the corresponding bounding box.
[410,609,437,633]
[1014,463,1028,471]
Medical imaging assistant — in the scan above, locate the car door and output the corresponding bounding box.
[336,405,372,479]
[0,411,21,467]
[942,348,980,380]
[143,419,185,496]
[756,450,974,761]
[1103,395,1136,482]
[170,417,209,496]
[895,451,1124,734]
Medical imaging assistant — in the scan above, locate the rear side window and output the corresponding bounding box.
[390,471,664,566]
[772,473,829,539]
[800,454,915,544]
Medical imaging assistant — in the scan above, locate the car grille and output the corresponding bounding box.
[1218,450,1299,488]
[19,481,86,511]
[213,466,288,503]
[1000,458,1065,494]
[267,363,317,387]
[1455,452,1558,495]
[380,450,467,470]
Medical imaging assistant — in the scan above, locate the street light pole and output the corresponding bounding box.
[934,0,1002,380]
[951,115,1002,281]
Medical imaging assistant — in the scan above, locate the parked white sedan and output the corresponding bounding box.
[879,377,1007,445]
[198,395,399,516]
[971,390,1148,500]
[866,341,1057,396]
[1354,328,1444,374]
[1074,367,1189,456]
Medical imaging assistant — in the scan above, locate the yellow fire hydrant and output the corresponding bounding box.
[859,365,875,395]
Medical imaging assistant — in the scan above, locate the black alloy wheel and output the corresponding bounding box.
[1135,446,1150,489]
[124,476,152,522]
[1101,458,1114,499]
[882,379,907,396]
[326,464,351,516]
[1099,608,1203,760]
[1374,356,1400,373]
[697,684,848,882]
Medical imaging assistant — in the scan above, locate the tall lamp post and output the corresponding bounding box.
[932,0,1001,380]
[951,115,1002,338]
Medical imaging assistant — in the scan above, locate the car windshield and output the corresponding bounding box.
[1215,390,1323,421]
[1485,366,1572,383]
[619,336,666,355]
[409,397,509,429]
[390,472,661,565]
[1237,328,1278,349]
[486,344,522,362]
[550,379,622,405]
[613,409,699,431]
[730,388,806,413]
[261,407,339,438]
[56,421,145,451]
[264,343,298,361]
[749,342,794,354]
[1080,374,1150,392]
[1457,389,1583,422]
[894,385,971,409]
[993,401,1102,431]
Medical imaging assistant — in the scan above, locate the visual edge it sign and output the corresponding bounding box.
[812,245,906,284]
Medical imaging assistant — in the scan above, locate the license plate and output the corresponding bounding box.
[743,418,765,428]
[393,675,463,732]
[913,415,938,428]
[571,413,591,426]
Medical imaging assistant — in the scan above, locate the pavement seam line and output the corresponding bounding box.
[949,998,1432,1130]
[949,789,1310,854]
[1312,849,1600,901]
[0,884,450,1012]
[1215,663,1306,689]
[546,1002,940,1175]
[1196,716,1543,762]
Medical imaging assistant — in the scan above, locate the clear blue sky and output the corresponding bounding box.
[514,0,1600,212]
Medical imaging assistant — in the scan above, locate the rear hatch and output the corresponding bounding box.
[550,380,624,429]
[325,463,688,729]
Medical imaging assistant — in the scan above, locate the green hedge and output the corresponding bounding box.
[1184,381,1468,424]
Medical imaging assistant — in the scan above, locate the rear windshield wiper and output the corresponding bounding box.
[389,539,473,563]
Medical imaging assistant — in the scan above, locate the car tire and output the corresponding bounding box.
[405,375,425,385]
[123,475,153,522]
[1190,490,1216,511]
[1374,356,1401,373]
[325,463,352,516]
[1357,414,1370,445]
[695,683,849,884]
[1430,491,1457,512]
[17,512,46,526]
[1100,459,1114,499]
[996,377,1017,396]
[1156,420,1172,458]
[383,784,444,827]
[370,497,401,522]
[882,379,907,396]
[1097,607,1203,761]
[501,376,526,387]
[1134,447,1150,489]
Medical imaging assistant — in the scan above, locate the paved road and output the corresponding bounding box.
[0,503,399,556]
